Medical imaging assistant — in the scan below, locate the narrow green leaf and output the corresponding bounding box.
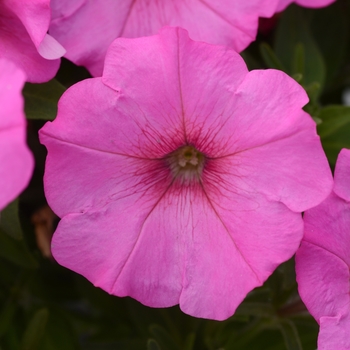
[292,43,305,80]
[291,73,303,84]
[274,5,326,94]
[259,43,286,71]
[310,0,350,84]
[147,339,162,350]
[21,308,49,350]
[278,320,303,350]
[0,199,22,239]
[304,82,321,105]
[0,229,38,269]
[23,79,66,120]
[317,105,350,165]
[318,105,350,138]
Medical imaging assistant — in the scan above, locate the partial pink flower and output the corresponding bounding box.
[0,0,65,83]
[296,148,350,350]
[40,27,333,320]
[0,59,34,210]
[49,0,279,77]
[276,0,336,12]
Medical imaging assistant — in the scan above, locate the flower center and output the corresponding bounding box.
[166,145,205,183]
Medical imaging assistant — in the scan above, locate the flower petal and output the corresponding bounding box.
[179,190,303,319]
[0,2,61,82]
[333,149,350,202]
[49,0,279,76]
[296,239,350,321]
[41,27,333,320]
[229,129,333,212]
[318,315,350,350]
[102,27,248,112]
[296,165,350,350]
[184,69,332,212]
[37,34,66,60]
[190,69,310,156]
[3,0,65,59]
[51,170,302,320]
[276,0,336,12]
[0,59,33,209]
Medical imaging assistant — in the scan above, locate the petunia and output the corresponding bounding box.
[40,27,333,320]
[0,59,34,210]
[296,148,350,350]
[49,0,279,77]
[0,0,65,83]
[276,0,336,12]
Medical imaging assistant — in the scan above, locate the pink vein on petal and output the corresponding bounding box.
[302,238,350,270]
[198,178,262,283]
[39,130,165,161]
[198,0,254,39]
[111,174,178,291]
[118,0,137,37]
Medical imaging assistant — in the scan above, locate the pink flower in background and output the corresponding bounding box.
[49,0,279,76]
[276,0,336,12]
[0,0,65,83]
[296,149,350,350]
[0,59,34,210]
[40,27,332,320]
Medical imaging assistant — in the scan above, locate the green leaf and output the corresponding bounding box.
[147,339,162,350]
[310,0,350,84]
[292,43,305,82]
[0,199,22,240]
[21,308,49,350]
[259,43,286,71]
[0,228,38,269]
[318,105,350,138]
[317,105,350,165]
[277,320,303,350]
[240,51,264,70]
[274,5,326,94]
[23,79,66,120]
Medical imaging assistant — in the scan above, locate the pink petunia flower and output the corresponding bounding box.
[0,0,65,83]
[0,59,34,210]
[296,148,350,350]
[49,0,279,77]
[276,0,336,12]
[40,27,333,320]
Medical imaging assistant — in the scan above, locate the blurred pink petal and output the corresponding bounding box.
[49,0,280,76]
[40,28,333,320]
[0,0,64,82]
[277,0,336,12]
[296,148,350,350]
[0,59,34,210]
[334,149,350,201]
[37,34,66,60]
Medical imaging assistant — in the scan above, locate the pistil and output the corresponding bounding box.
[166,145,205,183]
